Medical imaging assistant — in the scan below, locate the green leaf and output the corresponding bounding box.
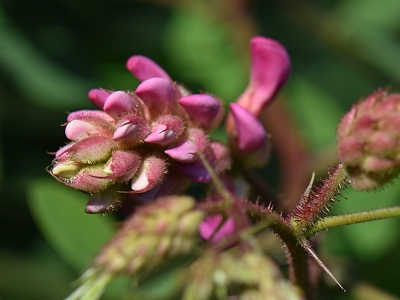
[28,178,116,272]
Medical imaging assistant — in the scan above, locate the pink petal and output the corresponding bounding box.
[164,140,198,163]
[236,36,291,117]
[126,55,170,82]
[65,120,99,141]
[103,91,137,120]
[88,89,111,109]
[135,78,174,116]
[230,103,267,153]
[175,160,211,183]
[145,125,174,145]
[178,94,223,130]
[199,215,235,243]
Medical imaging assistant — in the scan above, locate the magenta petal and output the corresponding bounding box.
[230,103,267,153]
[113,123,138,141]
[103,91,136,120]
[88,89,110,109]
[178,94,223,129]
[145,125,174,145]
[236,36,290,116]
[135,78,174,115]
[199,216,235,243]
[126,55,170,82]
[165,140,198,163]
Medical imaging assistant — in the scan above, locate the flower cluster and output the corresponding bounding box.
[337,90,400,190]
[49,36,290,215]
[50,56,232,213]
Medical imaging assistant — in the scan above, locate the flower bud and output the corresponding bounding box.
[182,251,301,300]
[337,90,400,190]
[178,94,224,130]
[94,196,203,274]
[126,55,170,82]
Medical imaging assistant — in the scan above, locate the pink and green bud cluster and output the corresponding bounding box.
[94,195,204,275]
[50,56,231,213]
[182,251,301,300]
[337,90,400,190]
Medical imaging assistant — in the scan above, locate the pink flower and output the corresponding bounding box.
[50,57,229,213]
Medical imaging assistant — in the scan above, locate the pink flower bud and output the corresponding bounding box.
[103,91,141,120]
[135,78,175,117]
[63,164,113,193]
[178,94,224,130]
[66,136,117,164]
[103,150,141,182]
[236,36,291,117]
[199,215,235,243]
[88,89,111,109]
[67,110,115,124]
[165,139,198,163]
[126,55,170,82]
[145,115,184,146]
[65,119,114,141]
[85,185,124,214]
[130,155,167,193]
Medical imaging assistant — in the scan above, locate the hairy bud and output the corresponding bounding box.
[337,90,400,190]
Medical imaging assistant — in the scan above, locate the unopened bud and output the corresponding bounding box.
[337,90,400,190]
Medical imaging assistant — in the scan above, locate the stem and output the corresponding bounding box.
[306,206,400,237]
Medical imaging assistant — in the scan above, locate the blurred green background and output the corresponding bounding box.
[2,0,400,299]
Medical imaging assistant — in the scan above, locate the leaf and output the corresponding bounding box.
[28,178,116,272]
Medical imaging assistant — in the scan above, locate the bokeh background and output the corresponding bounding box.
[2,0,400,299]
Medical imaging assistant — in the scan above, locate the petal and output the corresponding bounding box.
[65,120,100,141]
[88,89,111,109]
[175,160,211,183]
[144,125,174,145]
[126,55,170,81]
[230,103,267,153]
[145,115,184,146]
[178,94,223,130]
[236,36,291,117]
[165,140,198,163]
[135,78,174,116]
[103,91,137,120]
[199,216,235,243]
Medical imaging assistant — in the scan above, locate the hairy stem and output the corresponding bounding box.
[306,206,400,237]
